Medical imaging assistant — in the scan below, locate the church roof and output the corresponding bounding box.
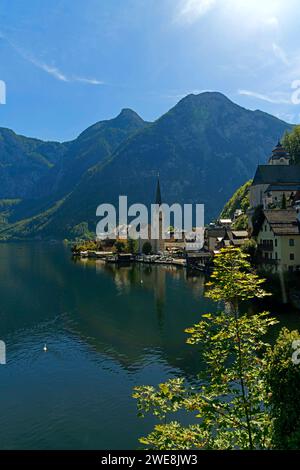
[252,165,300,185]
[264,184,300,192]
[269,141,290,162]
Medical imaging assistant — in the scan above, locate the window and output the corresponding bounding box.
[275,239,277,247]
[275,252,278,260]
[289,239,295,247]
[290,253,295,261]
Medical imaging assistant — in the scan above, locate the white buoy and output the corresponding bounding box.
[43,344,48,352]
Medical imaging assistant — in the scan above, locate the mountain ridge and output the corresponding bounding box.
[0,92,294,240]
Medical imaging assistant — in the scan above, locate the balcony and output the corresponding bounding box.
[258,243,274,252]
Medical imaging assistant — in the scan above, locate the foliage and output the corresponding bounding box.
[138,421,207,450]
[142,241,152,255]
[265,327,300,449]
[251,205,264,237]
[282,126,300,165]
[72,239,102,254]
[232,214,248,230]
[115,240,126,253]
[220,180,252,219]
[70,222,94,241]
[241,238,257,262]
[126,238,138,254]
[133,247,278,450]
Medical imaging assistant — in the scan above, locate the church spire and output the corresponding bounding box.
[155,173,162,205]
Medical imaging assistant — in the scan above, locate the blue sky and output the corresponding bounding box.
[1,0,300,141]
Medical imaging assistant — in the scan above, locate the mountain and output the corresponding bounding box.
[30,108,147,199]
[0,92,293,240]
[0,128,68,198]
[0,109,147,229]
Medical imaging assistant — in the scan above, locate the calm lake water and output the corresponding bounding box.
[0,243,299,450]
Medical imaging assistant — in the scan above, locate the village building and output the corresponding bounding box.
[249,142,300,211]
[205,226,227,252]
[257,209,300,272]
[248,140,300,272]
[216,229,249,251]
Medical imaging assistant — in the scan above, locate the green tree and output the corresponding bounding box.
[142,241,152,255]
[220,180,252,219]
[126,238,137,254]
[115,240,126,253]
[232,214,248,230]
[265,327,300,449]
[70,221,94,241]
[281,193,287,209]
[241,238,257,262]
[251,205,264,236]
[282,126,300,165]
[133,247,278,450]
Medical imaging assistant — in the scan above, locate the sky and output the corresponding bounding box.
[1,0,300,142]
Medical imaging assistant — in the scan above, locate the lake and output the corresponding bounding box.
[0,243,299,449]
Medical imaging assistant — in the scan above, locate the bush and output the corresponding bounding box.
[142,241,152,255]
[265,327,300,449]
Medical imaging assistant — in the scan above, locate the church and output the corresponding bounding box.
[248,141,300,272]
[137,175,165,255]
[249,141,300,211]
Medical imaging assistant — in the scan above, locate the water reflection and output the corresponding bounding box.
[0,243,298,450]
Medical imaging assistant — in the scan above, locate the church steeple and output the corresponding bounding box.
[155,173,162,205]
[268,141,290,165]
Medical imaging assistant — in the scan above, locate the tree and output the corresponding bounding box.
[281,193,287,209]
[126,238,137,254]
[265,327,300,449]
[115,240,126,253]
[251,205,264,236]
[142,241,152,255]
[282,126,300,165]
[70,221,94,241]
[232,214,248,230]
[133,247,278,450]
[220,180,252,219]
[241,238,257,262]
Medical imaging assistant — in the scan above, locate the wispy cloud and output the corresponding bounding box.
[175,0,216,24]
[74,77,105,85]
[272,43,290,66]
[28,56,69,82]
[23,54,104,85]
[1,33,104,85]
[238,89,291,105]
